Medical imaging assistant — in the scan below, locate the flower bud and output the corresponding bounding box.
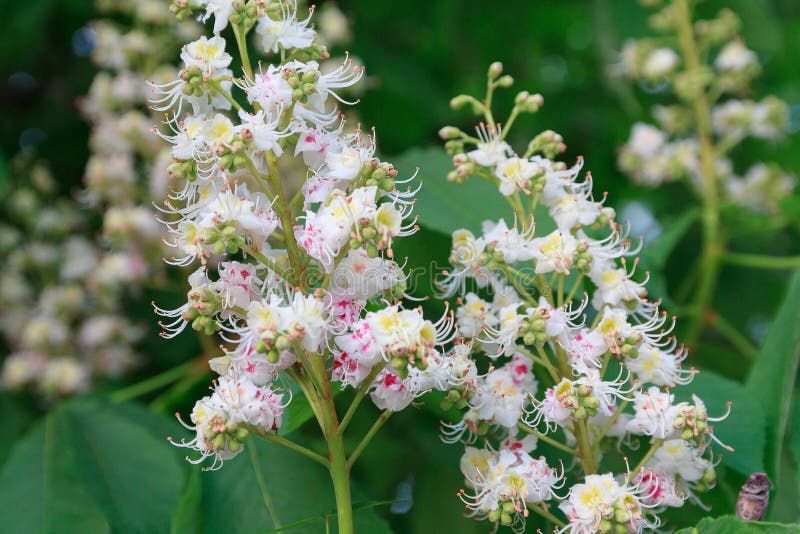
[488,61,503,80]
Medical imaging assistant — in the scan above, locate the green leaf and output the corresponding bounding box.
[674,370,765,476]
[0,393,38,467]
[674,515,800,533]
[639,208,698,270]
[0,398,186,534]
[792,395,800,503]
[175,436,392,533]
[745,269,800,491]
[392,146,512,234]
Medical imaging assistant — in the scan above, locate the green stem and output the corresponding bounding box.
[110,362,191,403]
[232,23,254,80]
[265,151,305,286]
[328,431,354,534]
[240,243,292,281]
[627,438,664,484]
[257,431,329,467]
[527,503,566,529]
[573,418,597,475]
[209,79,244,112]
[337,365,383,436]
[516,422,578,455]
[722,253,800,270]
[347,410,392,469]
[675,0,723,348]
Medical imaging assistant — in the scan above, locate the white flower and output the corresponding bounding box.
[482,219,537,263]
[199,0,235,34]
[642,48,679,78]
[256,7,316,54]
[626,386,684,439]
[181,35,232,73]
[530,230,578,274]
[370,369,414,411]
[494,156,541,196]
[467,124,511,167]
[715,40,758,72]
[245,65,294,111]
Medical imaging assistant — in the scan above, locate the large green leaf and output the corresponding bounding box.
[745,269,800,492]
[0,392,38,467]
[392,146,512,234]
[173,436,392,533]
[0,398,186,534]
[674,515,800,533]
[639,208,698,271]
[674,370,765,476]
[792,395,800,503]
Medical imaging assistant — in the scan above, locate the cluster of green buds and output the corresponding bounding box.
[520,308,551,346]
[218,137,251,172]
[487,501,524,527]
[283,65,321,104]
[525,129,566,160]
[388,342,433,379]
[168,158,198,181]
[253,330,294,364]
[181,286,222,336]
[200,221,247,256]
[355,158,398,193]
[439,384,475,412]
[672,398,719,447]
[202,412,250,455]
[573,240,594,272]
[693,465,718,493]
[598,495,643,534]
[554,379,600,420]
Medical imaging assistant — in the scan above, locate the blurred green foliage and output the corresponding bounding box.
[1,0,799,532]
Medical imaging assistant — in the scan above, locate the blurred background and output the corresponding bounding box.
[0,0,798,532]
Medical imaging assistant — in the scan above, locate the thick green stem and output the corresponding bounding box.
[265,151,306,285]
[722,252,800,270]
[328,431,354,534]
[675,0,723,347]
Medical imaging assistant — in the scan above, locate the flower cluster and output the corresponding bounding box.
[80,0,202,278]
[154,0,461,474]
[0,158,144,397]
[616,2,794,214]
[437,63,729,532]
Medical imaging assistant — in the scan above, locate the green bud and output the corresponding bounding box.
[213,433,227,450]
[488,509,501,522]
[390,357,407,371]
[301,70,319,83]
[598,520,613,534]
[235,427,249,441]
[502,501,515,513]
[447,389,461,402]
[614,508,631,523]
[500,512,513,525]
[574,407,587,420]
[488,61,503,80]
[379,177,395,191]
[361,227,377,240]
[495,75,514,88]
[439,398,453,412]
[454,398,468,410]
[366,243,379,258]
